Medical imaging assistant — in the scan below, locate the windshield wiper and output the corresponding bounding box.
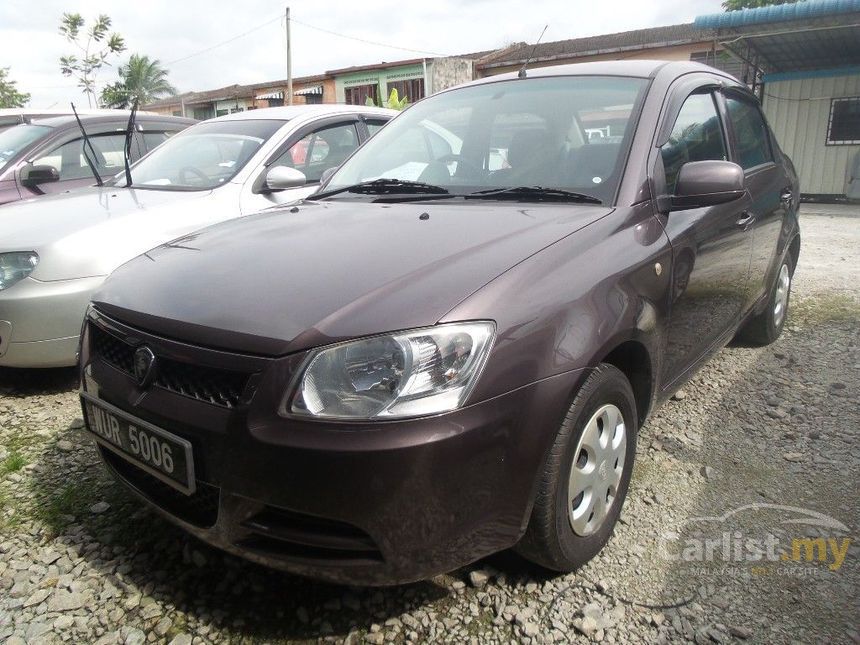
[123,98,139,187]
[70,103,104,187]
[312,178,450,199]
[466,186,602,204]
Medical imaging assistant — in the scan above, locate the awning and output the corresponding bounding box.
[294,85,323,96]
[693,0,860,79]
[255,90,284,100]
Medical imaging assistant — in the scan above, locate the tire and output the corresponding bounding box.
[516,364,638,571]
[736,252,795,346]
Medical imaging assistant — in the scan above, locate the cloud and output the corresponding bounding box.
[0,0,724,107]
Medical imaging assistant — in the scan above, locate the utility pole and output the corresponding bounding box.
[286,6,293,105]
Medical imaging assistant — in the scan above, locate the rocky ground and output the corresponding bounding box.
[1,205,858,644]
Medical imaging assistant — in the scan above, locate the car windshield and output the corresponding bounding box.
[125,119,284,190]
[0,124,52,172]
[324,75,649,204]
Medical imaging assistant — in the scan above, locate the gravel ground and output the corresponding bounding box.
[1,205,858,645]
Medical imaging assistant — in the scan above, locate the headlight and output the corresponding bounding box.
[0,252,39,291]
[289,322,495,420]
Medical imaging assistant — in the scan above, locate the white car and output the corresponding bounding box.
[0,105,395,368]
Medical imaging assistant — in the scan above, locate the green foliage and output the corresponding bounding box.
[722,0,801,11]
[1,451,27,475]
[0,67,30,108]
[365,87,409,111]
[100,54,177,108]
[59,12,126,107]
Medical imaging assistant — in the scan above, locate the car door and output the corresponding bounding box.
[656,88,754,387]
[241,117,362,213]
[24,128,129,196]
[722,90,790,311]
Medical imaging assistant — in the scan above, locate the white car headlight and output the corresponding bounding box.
[289,322,495,420]
[0,252,39,291]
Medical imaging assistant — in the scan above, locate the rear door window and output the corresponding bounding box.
[661,92,728,194]
[725,95,774,170]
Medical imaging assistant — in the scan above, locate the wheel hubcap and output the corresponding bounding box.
[568,404,627,536]
[773,263,791,327]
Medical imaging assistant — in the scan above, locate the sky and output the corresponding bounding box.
[1,0,724,108]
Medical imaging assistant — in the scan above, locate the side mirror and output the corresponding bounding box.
[263,166,307,192]
[671,160,745,210]
[20,164,60,188]
[319,166,337,186]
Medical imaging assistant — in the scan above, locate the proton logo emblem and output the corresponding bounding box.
[133,346,157,388]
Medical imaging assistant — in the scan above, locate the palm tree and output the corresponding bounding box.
[101,54,177,108]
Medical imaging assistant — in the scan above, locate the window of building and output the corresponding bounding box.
[725,95,773,170]
[387,78,425,103]
[304,93,323,105]
[345,84,379,106]
[827,97,860,145]
[661,92,727,194]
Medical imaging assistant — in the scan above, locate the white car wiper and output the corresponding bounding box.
[467,186,602,204]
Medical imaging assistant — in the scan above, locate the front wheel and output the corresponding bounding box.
[516,364,637,571]
[736,253,794,346]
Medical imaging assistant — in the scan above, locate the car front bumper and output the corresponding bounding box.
[80,309,586,585]
[0,275,104,368]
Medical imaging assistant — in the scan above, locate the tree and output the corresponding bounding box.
[365,87,409,111]
[100,54,177,108]
[59,13,126,107]
[0,68,30,108]
[722,0,801,11]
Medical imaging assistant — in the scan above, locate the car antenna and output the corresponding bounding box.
[70,103,104,187]
[123,98,139,187]
[518,25,548,79]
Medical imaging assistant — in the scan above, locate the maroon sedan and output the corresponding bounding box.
[79,60,800,585]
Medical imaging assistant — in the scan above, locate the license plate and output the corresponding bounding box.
[81,393,196,494]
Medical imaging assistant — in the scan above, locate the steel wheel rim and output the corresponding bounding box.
[568,403,627,537]
[773,263,791,327]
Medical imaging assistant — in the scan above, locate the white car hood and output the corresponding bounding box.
[0,185,238,281]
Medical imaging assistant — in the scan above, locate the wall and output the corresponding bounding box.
[763,71,860,196]
[428,57,474,94]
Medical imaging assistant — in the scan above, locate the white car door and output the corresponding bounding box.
[239,116,364,214]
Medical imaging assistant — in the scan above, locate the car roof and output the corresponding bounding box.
[27,113,197,129]
[209,104,397,123]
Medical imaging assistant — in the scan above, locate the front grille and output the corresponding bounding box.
[101,446,220,528]
[90,323,250,408]
[237,506,383,563]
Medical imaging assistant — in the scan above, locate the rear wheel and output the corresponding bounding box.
[737,253,794,346]
[516,364,637,571]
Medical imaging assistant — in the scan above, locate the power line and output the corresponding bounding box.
[290,17,450,57]
[165,14,283,66]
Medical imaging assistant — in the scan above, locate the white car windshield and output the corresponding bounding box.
[325,76,649,204]
[0,124,52,172]
[126,119,284,190]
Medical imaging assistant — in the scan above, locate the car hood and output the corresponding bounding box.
[94,199,613,356]
[0,186,226,280]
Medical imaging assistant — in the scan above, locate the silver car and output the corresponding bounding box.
[0,105,395,368]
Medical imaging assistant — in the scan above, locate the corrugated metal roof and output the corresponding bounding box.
[476,23,712,69]
[694,0,860,30]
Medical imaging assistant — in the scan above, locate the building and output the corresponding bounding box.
[327,55,483,105]
[143,74,336,119]
[474,23,743,80]
[694,0,860,200]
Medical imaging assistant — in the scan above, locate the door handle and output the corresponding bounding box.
[780,188,793,206]
[736,212,755,230]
